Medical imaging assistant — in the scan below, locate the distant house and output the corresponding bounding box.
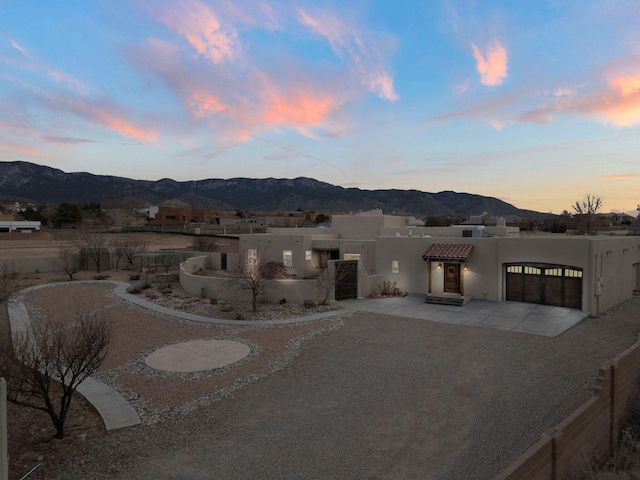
[148,206,219,226]
[0,220,41,233]
[628,217,640,236]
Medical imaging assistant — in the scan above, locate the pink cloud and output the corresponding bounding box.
[367,73,399,102]
[262,90,335,127]
[91,110,157,141]
[47,70,86,93]
[517,74,640,127]
[157,0,239,64]
[1,34,28,56]
[297,8,398,101]
[471,39,508,86]
[0,141,45,157]
[45,94,158,141]
[188,89,227,118]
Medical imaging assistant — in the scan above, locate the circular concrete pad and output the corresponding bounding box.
[145,339,250,373]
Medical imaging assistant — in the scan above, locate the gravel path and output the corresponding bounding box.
[31,292,640,480]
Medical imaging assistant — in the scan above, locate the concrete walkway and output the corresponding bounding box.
[339,294,589,337]
[7,285,141,432]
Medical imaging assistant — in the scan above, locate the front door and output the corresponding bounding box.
[444,263,460,293]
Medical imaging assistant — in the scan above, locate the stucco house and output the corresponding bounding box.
[217,210,640,316]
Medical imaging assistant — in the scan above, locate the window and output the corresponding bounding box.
[545,268,563,277]
[507,265,522,273]
[305,250,312,261]
[524,266,541,275]
[343,253,361,261]
[392,260,399,274]
[565,268,582,278]
[283,250,293,267]
[247,249,257,269]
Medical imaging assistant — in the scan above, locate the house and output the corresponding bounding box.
[628,216,640,236]
[148,206,220,226]
[0,219,41,233]
[226,210,640,315]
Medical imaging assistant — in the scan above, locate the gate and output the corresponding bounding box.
[335,260,358,300]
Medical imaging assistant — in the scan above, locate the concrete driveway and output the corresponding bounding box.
[340,295,589,337]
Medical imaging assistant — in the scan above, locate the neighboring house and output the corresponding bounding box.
[148,206,219,226]
[0,220,41,233]
[222,210,640,315]
[628,217,640,236]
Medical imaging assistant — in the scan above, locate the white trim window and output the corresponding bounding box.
[392,260,399,273]
[283,250,293,267]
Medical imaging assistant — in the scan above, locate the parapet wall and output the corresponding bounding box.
[495,338,640,479]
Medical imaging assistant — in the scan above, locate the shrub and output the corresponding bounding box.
[379,279,399,296]
[128,273,140,281]
[127,284,141,294]
[93,274,109,280]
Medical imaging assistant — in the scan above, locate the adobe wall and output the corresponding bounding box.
[494,336,640,480]
[180,255,328,304]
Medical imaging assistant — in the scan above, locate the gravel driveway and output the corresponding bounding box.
[40,297,640,480]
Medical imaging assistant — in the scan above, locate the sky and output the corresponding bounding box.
[1,1,640,215]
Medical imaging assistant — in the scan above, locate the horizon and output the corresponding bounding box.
[4,160,639,217]
[1,1,639,215]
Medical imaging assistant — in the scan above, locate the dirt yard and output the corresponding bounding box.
[2,271,344,480]
[0,229,238,260]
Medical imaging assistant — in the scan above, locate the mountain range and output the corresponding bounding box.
[0,161,547,218]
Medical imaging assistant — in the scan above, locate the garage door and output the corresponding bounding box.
[505,264,582,309]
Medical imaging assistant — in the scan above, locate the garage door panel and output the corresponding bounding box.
[564,277,582,309]
[544,276,563,306]
[523,275,541,303]
[506,273,523,302]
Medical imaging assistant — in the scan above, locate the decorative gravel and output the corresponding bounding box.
[21,285,640,480]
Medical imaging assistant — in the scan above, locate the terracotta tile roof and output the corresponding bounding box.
[422,243,474,261]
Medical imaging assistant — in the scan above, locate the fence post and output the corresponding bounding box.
[1,377,8,480]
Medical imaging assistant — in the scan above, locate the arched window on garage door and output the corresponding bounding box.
[505,264,582,309]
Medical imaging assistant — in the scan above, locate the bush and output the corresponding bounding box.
[93,274,109,280]
[126,284,141,294]
[128,273,140,281]
[379,279,399,296]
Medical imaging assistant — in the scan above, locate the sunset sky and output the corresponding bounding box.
[1,1,639,215]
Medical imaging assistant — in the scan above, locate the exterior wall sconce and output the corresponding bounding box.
[437,263,442,270]
[464,264,468,271]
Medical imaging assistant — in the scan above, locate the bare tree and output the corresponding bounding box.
[111,234,148,270]
[191,236,218,252]
[51,244,78,280]
[572,194,604,235]
[0,261,21,305]
[0,312,112,439]
[229,247,268,313]
[157,252,181,274]
[75,224,109,273]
